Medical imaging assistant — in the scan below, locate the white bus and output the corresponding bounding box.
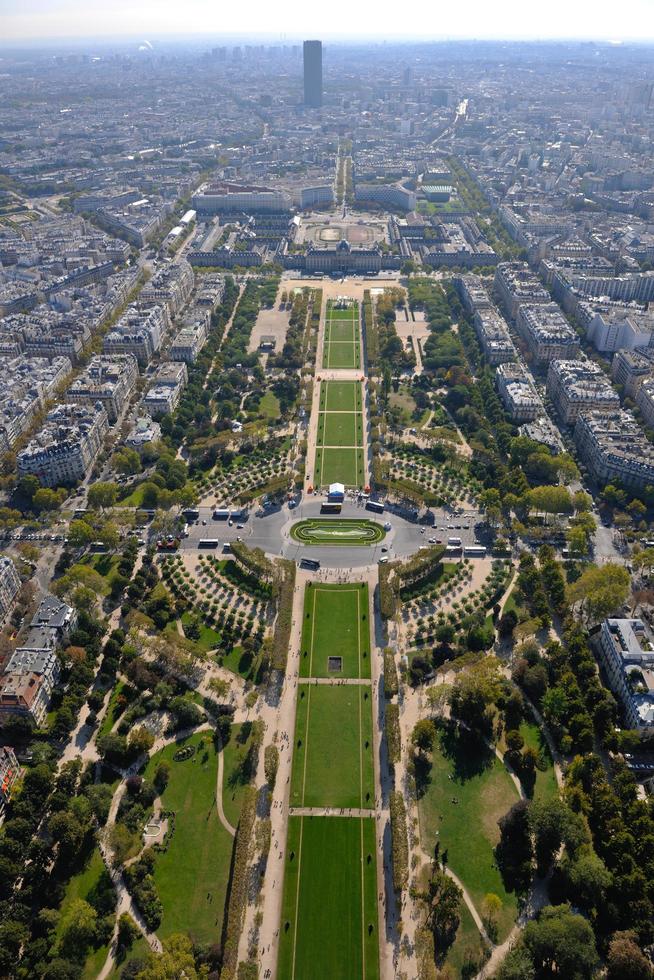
[464,545,487,558]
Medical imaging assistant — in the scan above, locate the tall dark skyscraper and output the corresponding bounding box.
[303,40,323,108]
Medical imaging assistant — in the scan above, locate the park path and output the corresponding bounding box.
[216,735,236,837]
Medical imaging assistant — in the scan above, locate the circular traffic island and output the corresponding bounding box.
[290,518,386,546]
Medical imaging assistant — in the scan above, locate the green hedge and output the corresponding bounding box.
[221,785,257,979]
[272,558,296,671]
[383,648,399,699]
[379,562,398,620]
[264,744,279,788]
[385,702,401,766]
[390,791,409,893]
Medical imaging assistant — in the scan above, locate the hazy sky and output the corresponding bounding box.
[1,0,654,43]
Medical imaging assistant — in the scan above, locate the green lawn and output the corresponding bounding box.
[443,900,489,978]
[278,816,379,980]
[291,519,384,548]
[291,684,374,809]
[142,728,249,944]
[318,411,362,447]
[417,724,520,941]
[222,722,259,829]
[257,390,281,419]
[98,679,128,739]
[324,341,361,370]
[109,936,150,979]
[325,321,358,343]
[181,611,222,652]
[300,584,370,679]
[117,484,148,508]
[57,847,114,976]
[315,446,365,487]
[519,720,559,804]
[321,381,363,413]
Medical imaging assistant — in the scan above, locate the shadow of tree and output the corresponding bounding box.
[438,723,494,782]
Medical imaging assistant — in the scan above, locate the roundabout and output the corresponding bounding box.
[290,517,386,546]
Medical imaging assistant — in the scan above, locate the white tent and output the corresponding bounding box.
[329,482,345,496]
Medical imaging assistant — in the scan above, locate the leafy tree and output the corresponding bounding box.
[87,482,118,511]
[495,945,536,980]
[562,849,612,913]
[411,719,437,753]
[567,563,630,623]
[522,904,599,978]
[606,930,653,980]
[68,519,95,548]
[448,657,502,733]
[135,932,199,979]
[55,898,97,958]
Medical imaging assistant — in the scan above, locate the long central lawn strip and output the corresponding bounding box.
[278,816,379,980]
[316,446,364,486]
[326,341,361,370]
[322,381,362,413]
[300,583,370,679]
[417,724,519,941]
[318,411,361,448]
[291,684,374,809]
[326,321,357,343]
[143,726,253,944]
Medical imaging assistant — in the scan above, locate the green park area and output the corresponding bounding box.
[291,519,384,549]
[323,308,361,369]
[314,446,365,487]
[321,380,363,413]
[299,583,371,678]
[278,816,379,980]
[290,684,374,809]
[417,724,520,942]
[142,726,255,944]
[318,411,363,448]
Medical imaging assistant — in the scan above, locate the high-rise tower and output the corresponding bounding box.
[303,40,323,108]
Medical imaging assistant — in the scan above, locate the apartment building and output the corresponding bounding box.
[596,618,654,729]
[0,354,72,453]
[495,362,543,421]
[517,303,580,367]
[142,360,188,417]
[0,557,21,623]
[494,262,551,319]
[455,274,492,314]
[611,347,654,398]
[586,310,654,354]
[473,308,516,365]
[103,305,167,367]
[573,409,654,490]
[0,746,20,808]
[170,310,210,364]
[17,403,109,487]
[547,358,620,425]
[140,260,194,318]
[66,353,138,422]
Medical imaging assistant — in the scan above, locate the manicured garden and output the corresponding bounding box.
[290,684,375,809]
[318,412,363,448]
[278,816,379,980]
[299,583,371,678]
[321,380,363,413]
[314,446,365,487]
[291,519,384,548]
[417,724,520,942]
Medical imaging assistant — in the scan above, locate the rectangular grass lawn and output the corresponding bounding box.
[278,816,379,980]
[319,411,361,448]
[417,725,519,941]
[325,341,361,370]
[300,584,371,679]
[326,320,358,343]
[322,381,362,413]
[143,728,252,943]
[291,684,374,808]
[316,446,364,486]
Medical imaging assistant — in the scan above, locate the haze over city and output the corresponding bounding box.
[1,7,654,980]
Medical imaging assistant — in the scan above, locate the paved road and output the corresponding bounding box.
[176,498,483,569]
